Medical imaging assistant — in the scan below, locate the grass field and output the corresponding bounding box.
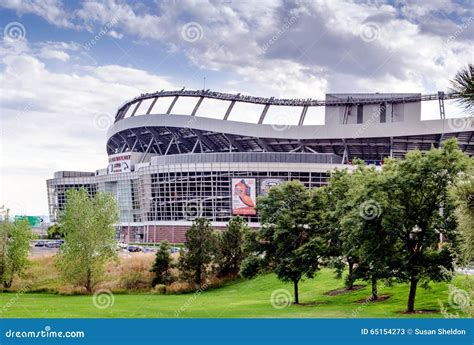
[0,269,472,318]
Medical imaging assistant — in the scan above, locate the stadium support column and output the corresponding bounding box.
[342,138,349,164]
[298,106,309,126]
[389,137,394,158]
[223,100,236,120]
[438,91,445,147]
[258,104,271,124]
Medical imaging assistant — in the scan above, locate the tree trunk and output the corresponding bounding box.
[371,276,377,301]
[3,279,12,289]
[406,277,418,313]
[293,279,299,304]
[347,259,354,290]
[85,268,92,293]
[195,265,202,288]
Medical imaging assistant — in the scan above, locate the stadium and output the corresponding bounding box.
[47,89,474,243]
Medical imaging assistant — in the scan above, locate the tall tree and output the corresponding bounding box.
[56,188,119,293]
[151,240,174,286]
[216,216,248,278]
[450,63,474,114]
[0,211,32,288]
[178,218,217,288]
[318,168,358,289]
[383,139,470,312]
[341,165,399,300]
[256,180,323,304]
[449,164,474,264]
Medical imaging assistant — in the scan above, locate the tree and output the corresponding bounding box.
[449,164,474,264]
[178,218,217,288]
[0,211,32,288]
[317,168,358,289]
[216,216,248,278]
[341,165,399,300]
[383,139,470,312]
[151,241,174,286]
[450,64,474,114]
[56,188,119,293]
[47,224,65,239]
[255,180,323,304]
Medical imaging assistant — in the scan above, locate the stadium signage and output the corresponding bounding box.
[232,178,257,215]
[108,153,132,174]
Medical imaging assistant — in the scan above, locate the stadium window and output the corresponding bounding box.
[380,103,386,123]
[357,104,363,124]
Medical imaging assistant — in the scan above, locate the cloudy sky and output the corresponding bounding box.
[0,0,473,217]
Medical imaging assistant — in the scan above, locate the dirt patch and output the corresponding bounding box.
[325,285,366,296]
[398,310,440,315]
[355,295,391,303]
[295,301,328,306]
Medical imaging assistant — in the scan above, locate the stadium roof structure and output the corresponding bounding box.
[107,90,474,162]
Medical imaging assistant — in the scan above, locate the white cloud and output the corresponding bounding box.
[1,0,75,28]
[39,48,70,61]
[0,40,175,216]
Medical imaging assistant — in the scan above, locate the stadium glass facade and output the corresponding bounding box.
[47,90,474,243]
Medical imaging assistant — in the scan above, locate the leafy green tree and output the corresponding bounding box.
[383,139,470,312]
[216,216,248,278]
[151,241,174,286]
[47,224,65,239]
[0,211,32,288]
[317,169,358,289]
[256,180,323,304]
[341,165,399,300]
[56,188,119,293]
[178,218,217,288]
[449,164,474,264]
[450,63,474,114]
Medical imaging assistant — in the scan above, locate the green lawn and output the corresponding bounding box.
[0,269,471,318]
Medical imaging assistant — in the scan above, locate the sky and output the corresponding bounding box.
[0,0,473,217]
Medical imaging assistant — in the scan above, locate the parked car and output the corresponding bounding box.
[127,245,142,252]
[45,241,61,248]
[34,241,46,247]
[170,246,181,253]
[142,247,156,253]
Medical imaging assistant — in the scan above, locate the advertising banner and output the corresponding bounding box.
[232,178,256,215]
[259,178,285,196]
[108,153,132,174]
